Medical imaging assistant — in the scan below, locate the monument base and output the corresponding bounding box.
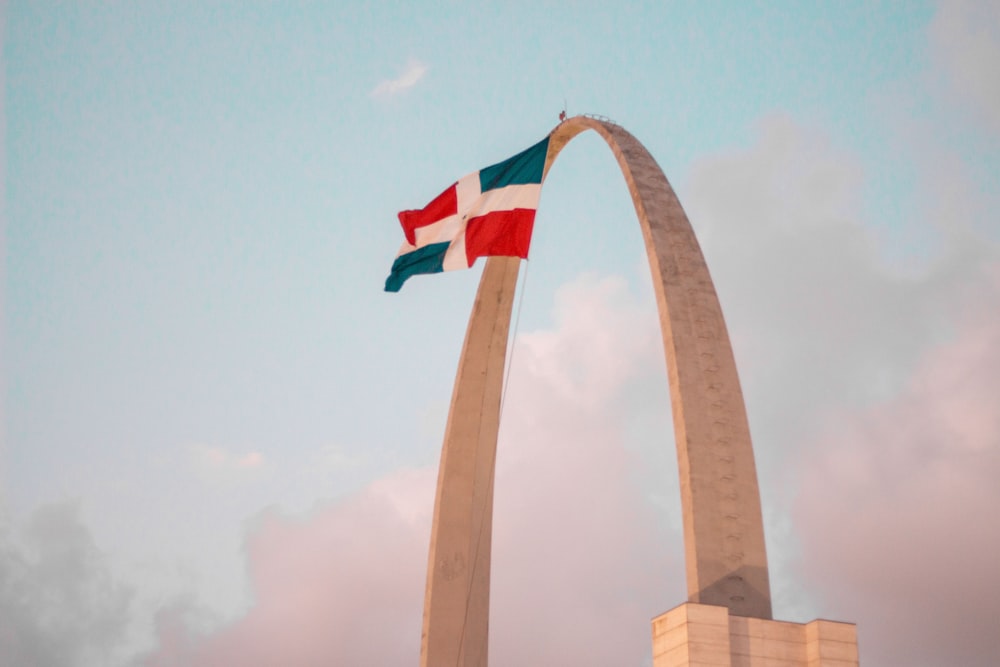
[652,602,858,666]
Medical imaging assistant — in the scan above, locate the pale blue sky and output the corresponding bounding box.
[5,2,1000,665]
[7,0,942,493]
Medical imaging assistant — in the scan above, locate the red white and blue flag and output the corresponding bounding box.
[385,136,550,292]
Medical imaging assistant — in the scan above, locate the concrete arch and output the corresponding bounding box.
[420,117,771,667]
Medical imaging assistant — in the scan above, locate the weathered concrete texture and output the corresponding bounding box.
[652,603,859,667]
[420,117,773,666]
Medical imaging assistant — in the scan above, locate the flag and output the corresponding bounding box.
[384,136,550,292]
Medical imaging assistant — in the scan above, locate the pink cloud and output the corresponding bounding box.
[795,266,1000,666]
[490,275,680,665]
[141,275,682,666]
[144,467,434,666]
[139,112,1000,665]
[680,113,1000,665]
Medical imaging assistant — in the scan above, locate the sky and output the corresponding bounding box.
[3,1,1000,666]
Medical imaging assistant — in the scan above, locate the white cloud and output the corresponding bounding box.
[371,59,428,98]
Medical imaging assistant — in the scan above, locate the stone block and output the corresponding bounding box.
[659,639,732,667]
[806,640,859,665]
[805,620,857,645]
[654,603,858,667]
[654,604,732,666]
[805,618,858,665]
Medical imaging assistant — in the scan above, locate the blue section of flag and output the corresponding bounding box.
[478,137,550,193]
[384,242,451,292]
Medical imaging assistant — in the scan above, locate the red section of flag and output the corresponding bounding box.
[464,209,536,264]
[397,182,458,246]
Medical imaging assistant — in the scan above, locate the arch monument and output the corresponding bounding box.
[419,116,858,666]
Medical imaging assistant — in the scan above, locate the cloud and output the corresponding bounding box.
[929,0,1000,133]
[684,115,936,464]
[683,115,1000,664]
[191,446,268,485]
[371,60,428,98]
[140,468,434,666]
[795,266,1000,667]
[684,113,997,472]
[138,274,681,666]
[196,447,264,469]
[136,111,999,666]
[490,275,681,666]
[0,503,134,667]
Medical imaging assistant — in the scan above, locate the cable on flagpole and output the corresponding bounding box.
[499,257,529,422]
